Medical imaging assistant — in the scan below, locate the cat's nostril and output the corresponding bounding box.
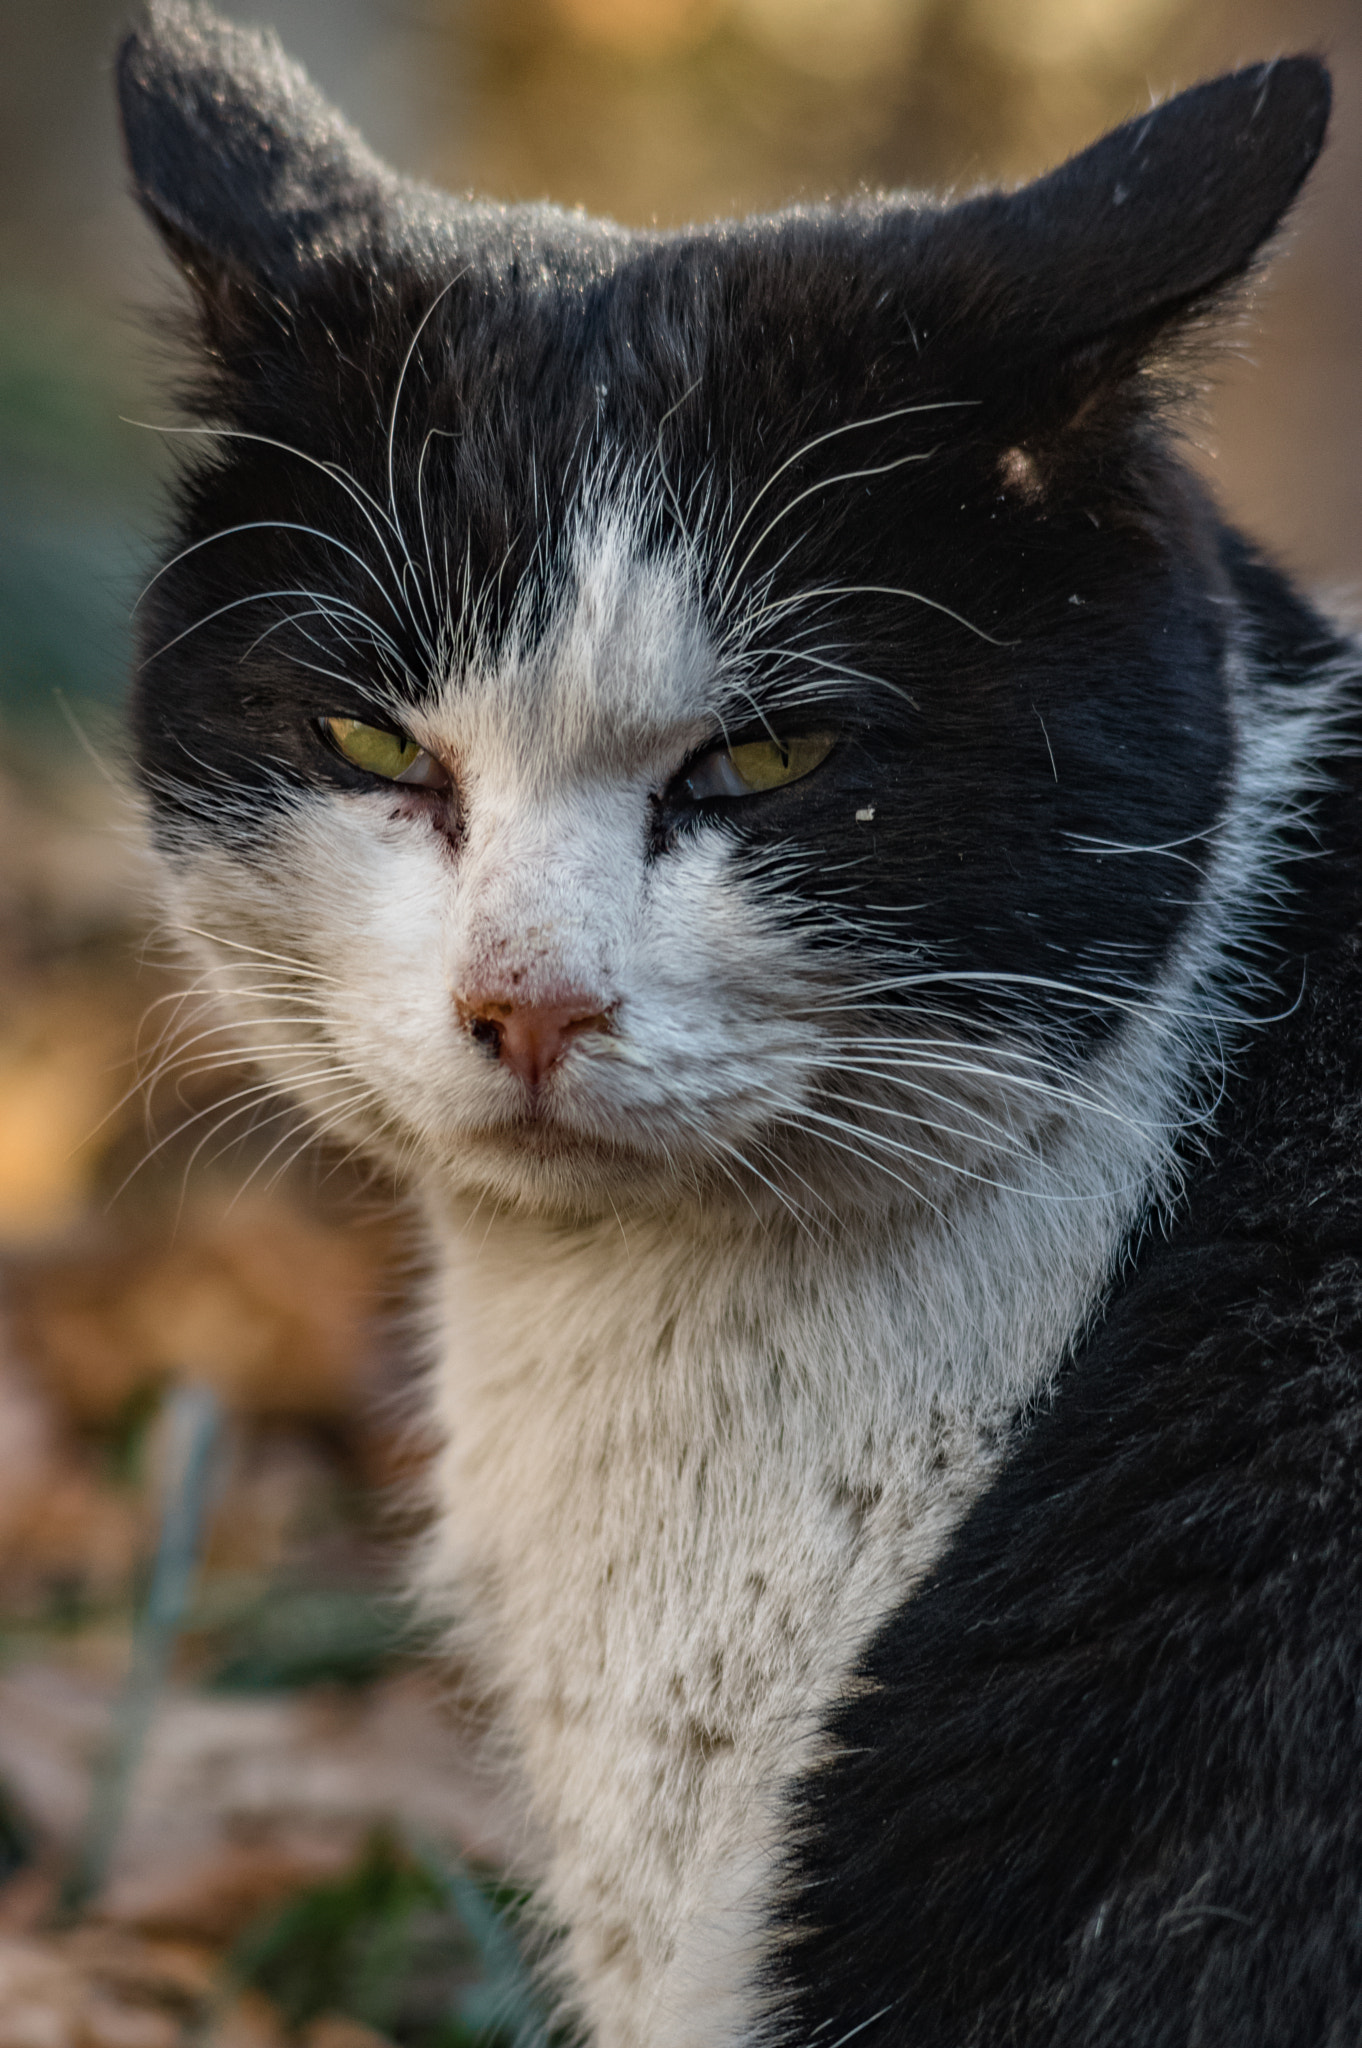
[456,991,614,1093]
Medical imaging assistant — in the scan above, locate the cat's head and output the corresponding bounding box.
[118,4,1329,1220]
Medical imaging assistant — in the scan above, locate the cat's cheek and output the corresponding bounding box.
[384,784,465,853]
[629,837,833,1112]
[160,797,457,1125]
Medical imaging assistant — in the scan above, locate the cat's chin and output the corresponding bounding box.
[428,1113,688,1216]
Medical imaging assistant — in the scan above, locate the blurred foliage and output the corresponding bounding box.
[0,1773,35,1887]
[232,1831,540,2045]
[232,1833,458,2032]
[452,0,1200,224]
[0,294,159,728]
[204,1584,417,1693]
[103,1377,167,1493]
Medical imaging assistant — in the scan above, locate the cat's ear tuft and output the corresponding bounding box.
[940,57,1331,426]
[116,0,399,298]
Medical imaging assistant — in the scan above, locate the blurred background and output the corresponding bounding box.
[0,0,1359,2040]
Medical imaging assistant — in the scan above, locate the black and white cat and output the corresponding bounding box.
[116,8,1362,2042]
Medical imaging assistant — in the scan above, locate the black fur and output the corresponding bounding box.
[771,564,1362,2046]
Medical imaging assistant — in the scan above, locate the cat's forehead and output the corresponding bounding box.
[350,248,907,780]
[412,502,720,787]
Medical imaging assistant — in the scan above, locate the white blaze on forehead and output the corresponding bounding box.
[417,507,719,796]
[397,505,728,1007]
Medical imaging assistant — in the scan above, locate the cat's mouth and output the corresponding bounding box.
[461,1112,640,1167]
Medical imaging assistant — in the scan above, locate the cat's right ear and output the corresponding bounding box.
[916,56,1332,439]
[117,0,400,328]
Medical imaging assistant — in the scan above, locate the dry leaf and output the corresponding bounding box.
[0,1927,208,2048]
[201,1993,290,2048]
[10,1200,394,1425]
[301,2020,396,2048]
[0,1663,517,1933]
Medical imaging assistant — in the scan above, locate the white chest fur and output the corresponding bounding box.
[417,1108,1164,2047]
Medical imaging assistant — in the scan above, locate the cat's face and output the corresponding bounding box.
[162,493,845,1213]
[119,9,1328,1218]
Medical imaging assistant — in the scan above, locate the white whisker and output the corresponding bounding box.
[744,581,1014,648]
[122,416,413,619]
[720,447,937,610]
[710,399,976,595]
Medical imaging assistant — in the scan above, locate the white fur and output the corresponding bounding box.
[149,510,1346,2046]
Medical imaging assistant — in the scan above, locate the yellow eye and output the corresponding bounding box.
[683,730,835,801]
[324,717,441,785]
[727,732,836,791]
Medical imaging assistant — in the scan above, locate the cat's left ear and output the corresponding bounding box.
[918,56,1331,429]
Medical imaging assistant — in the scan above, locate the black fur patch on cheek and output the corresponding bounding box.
[723,561,1235,1051]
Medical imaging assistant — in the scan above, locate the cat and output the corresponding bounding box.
[116,7,1362,2044]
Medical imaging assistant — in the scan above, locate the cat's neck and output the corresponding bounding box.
[415,1088,1171,2048]
[423,1105,1157,1437]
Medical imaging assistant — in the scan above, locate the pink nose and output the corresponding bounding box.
[456,991,614,1092]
